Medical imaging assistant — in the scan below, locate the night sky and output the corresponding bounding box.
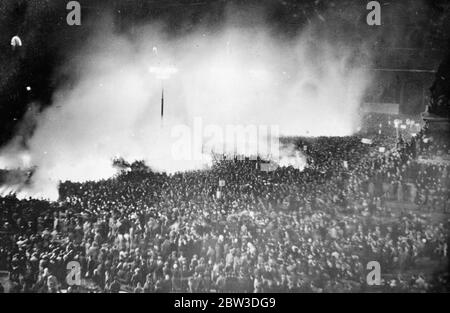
[1,0,449,146]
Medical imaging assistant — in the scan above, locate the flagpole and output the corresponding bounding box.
[161,83,164,128]
[148,63,177,129]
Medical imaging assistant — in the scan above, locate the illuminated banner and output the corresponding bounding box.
[361,102,400,115]
[417,156,450,165]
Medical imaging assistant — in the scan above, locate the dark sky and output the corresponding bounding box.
[0,0,449,146]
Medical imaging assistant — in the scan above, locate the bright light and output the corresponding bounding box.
[20,153,31,167]
[11,35,22,47]
[149,66,178,80]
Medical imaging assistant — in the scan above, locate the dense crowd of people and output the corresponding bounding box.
[0,121,449,293]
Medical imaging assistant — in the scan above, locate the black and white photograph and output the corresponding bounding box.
[0,0,449,301]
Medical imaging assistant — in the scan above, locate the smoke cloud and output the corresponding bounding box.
[0,12,372,200]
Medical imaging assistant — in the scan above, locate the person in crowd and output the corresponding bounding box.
[0,116,448,293]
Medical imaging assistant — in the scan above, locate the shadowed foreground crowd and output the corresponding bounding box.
[0,132,449,293]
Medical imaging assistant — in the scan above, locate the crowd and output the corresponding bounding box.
[0,125,449,293]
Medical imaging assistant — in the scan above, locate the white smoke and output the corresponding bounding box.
[0,19,372,200]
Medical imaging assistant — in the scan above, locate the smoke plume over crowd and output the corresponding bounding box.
[0,10,373,200]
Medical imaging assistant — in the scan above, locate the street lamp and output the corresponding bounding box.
[149,65,178,127]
